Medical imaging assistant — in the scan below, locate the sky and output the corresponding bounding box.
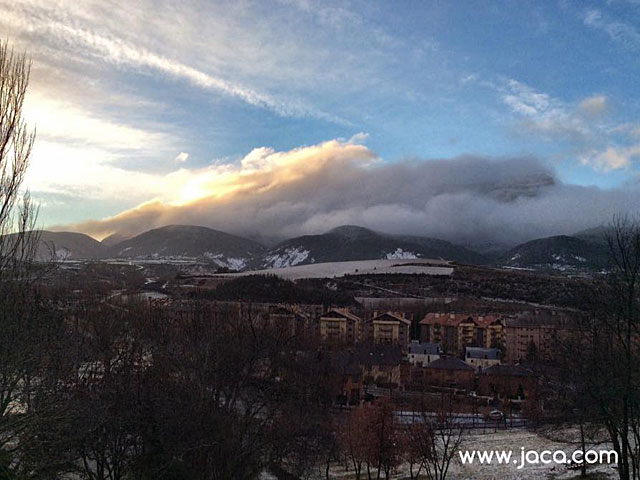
[2,0,640,245]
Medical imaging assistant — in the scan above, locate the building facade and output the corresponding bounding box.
[319,308,361,345]
[363,311,411,346]
[420,313,505,355]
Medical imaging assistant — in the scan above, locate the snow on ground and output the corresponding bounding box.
[386,248,419,260]
[204,252,247,270]
[323,429,616,479]
[217,259,453,280]
[262,247,311,268]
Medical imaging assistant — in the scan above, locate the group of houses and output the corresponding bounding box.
[261,305,558,408]
[266,305,576,366]
[309,341,537,408]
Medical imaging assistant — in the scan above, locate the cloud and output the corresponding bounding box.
[495,80,628,156]
[175,152,189,163]
[502,79,551,116]
[23,92,168,151]
[583,8,640,51]
[580,145,640,171]
[578,95,607,116]
[59,138,640,246]
[1,0,349,124]
[610,123,640,138]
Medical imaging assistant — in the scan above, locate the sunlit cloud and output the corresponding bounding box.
[174,152,189,163]
[580,145,640,171]
[57,138,640,247]
[23,92,168,151]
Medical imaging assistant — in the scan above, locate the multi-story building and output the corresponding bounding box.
[363,311,411,346]
[503,311,576,364]
[319,308,361,345]
[267,305,309,337]
[419,313,505,355]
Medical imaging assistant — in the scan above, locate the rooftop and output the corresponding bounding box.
[408,341,441,355]
[466,347,501,360]
[426,356,475,371]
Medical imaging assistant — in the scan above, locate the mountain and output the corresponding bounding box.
[101,232,130,247]
[573,225,610,245]
[108,225,265,270]
[31,231,107,261]
[257,225,488,268]
[499,235,610,273]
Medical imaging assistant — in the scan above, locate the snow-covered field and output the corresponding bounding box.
[216,258,454,280]
[323,429,616,479]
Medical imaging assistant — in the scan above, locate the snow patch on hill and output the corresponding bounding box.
[263,247,311,268]
[204,252,247,270]
[386,248,419,260]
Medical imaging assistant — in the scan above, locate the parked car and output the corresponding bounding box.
[487,409,504,421]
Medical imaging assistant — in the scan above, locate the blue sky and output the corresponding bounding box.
[2,0,640,239]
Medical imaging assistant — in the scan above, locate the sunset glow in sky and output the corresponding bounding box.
[3,0,640,242]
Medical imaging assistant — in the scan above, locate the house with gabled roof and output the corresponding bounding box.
[363,311,411,346]
[319,308,361,345]
[423,356,475,390]
[267,304,309,337]
[477,364,536,400]
[465,346,501,370]
[407,340,442,366]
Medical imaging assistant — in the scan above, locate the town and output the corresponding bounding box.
[3,1,640,478]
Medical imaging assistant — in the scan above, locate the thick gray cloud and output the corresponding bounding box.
[62,140,640,247]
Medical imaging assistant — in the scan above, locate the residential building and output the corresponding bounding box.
[363,311,411,346]
[503,311,576,364]
[423,356,475,390]
[477,364,536,400]
[407,340,442,366]
[319,308,361,345]
[267,305,309,337]
[354,345,404,387]
[420,313,505,355]
[465,346,501,371]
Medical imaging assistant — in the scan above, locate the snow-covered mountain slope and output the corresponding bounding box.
[108,225,265,269]
[256,225,487,269]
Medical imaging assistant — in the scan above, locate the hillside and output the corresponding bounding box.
[257,225,488,268]
[108,225,265,270]
[499,235,610,273]
[24,231,107,261]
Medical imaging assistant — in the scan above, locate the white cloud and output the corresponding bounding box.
[23,92,168,151]
[583,8,640,51]
[175,152,189,163]
[578,95,607,116]
[502,79,551,116]
[580,145,640,171]
[610,123,640,138]
[1,0,399,125]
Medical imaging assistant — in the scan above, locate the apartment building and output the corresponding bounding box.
[362,311,411,346]
[419,313,505,355]
[319,308,361,345]
[503,311,576,364]
[267,305,309,337]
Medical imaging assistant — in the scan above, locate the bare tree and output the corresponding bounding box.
[0,40,39,276]
[0,40,52,478]
[560,216,640,480]
[409,393,465,480]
